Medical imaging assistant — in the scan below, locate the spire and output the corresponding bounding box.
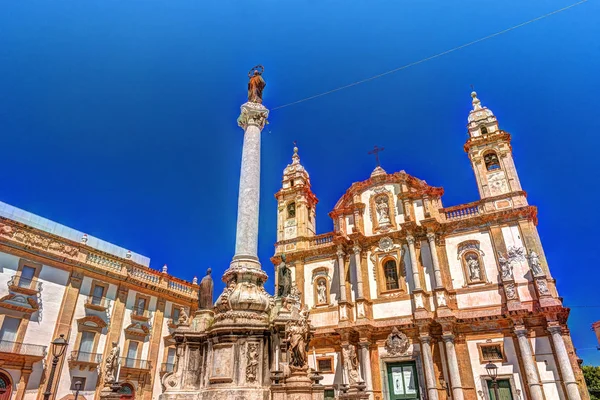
[467,90,498,137]
[283,142,310,183]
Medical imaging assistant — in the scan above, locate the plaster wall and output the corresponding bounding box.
[456,290,502,309]
[444,230,498,287]
[413,200,425,224]
[373,299,412,319]
[309,309,338,328]
[467,337,525,397]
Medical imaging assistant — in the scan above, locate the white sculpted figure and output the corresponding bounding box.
[498,253,513,280]
[343,344,361,385]
[104,341,120,384]
[528,250,544,276]
[317,280,327,304]
[375,196,391,225]
[466,254,482,281]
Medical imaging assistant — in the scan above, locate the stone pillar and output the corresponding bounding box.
[419,335,439,400]
[548,324,582,400]
[14,368,31,400]
[513,326,544,400]
[234,102,269,267]
[406,236,421,291]
[359,341,373,395]
[353,245,364,299]
[337,247,347,303]
[441,334,464,400]
[426,233,443,289]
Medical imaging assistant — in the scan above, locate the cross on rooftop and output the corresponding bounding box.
[368,145,384,167]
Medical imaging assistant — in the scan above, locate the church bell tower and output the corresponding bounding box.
[275,145,318,247]
[464,91,527,205]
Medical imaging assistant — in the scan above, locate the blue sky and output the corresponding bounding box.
[1,0,599,363]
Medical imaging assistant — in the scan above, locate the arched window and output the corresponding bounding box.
[480,126,488,134]
[0,372,13,400]
[484,152,501,171]
[287,202,296,219]
[119,383,135,400]
[383,259,400,290]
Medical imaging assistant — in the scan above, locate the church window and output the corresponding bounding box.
[484,152,500,171]
[478,342,504,363]
[317,357,334,373]
[287,202,296,219]
[481,126,488,134]
[383,259,400,291]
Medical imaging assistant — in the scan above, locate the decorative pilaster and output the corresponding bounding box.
[441,334,464,400]
[337,246,348,303]
[406,236,421,291]
[358,341,373,395]
[419,335,439,400]
[548,323,582,400]
[513,325,544,400]
[234,101,269,267]
[426,233,443,288]
[14,368,31,400]
[353,245,364,300]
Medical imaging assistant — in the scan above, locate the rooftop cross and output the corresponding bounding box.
[368,145,385,167]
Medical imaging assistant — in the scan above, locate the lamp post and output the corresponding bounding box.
[43,334,68,400]
[485,362,500,400]
[73,381,82,400]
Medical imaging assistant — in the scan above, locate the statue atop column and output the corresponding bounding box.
[198,268,214,310]
[277,254,292,297]
[103,341,120,384]
[247,65,266,104]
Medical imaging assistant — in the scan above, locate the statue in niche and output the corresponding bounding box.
[104,342,120,384]
[317,279,327,304]
[375,196,391,225]
[528,250,544,276]
[198,268,214,310]
[277,254,292,297]
[466,253,482,281]
[247,65,266,104]
[343,344,361,385]
[286,306,310,370]
[498,253,513,280]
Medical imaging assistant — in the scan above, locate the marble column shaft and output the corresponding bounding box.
[420,336,439,400]
[407,236,422,291]
[353,246,364,299]
[548,325,582,400]
[442,334,464,400]
[514,327,544,400]
[337,248,348,302]
[359,342,373,393]
[426,233,443,289]
[234,103,268,262]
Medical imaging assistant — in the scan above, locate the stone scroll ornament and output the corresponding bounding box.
[385,327,410,356]
[103,342,120,384]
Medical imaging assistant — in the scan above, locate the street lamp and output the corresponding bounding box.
[43,334,69,400]
[485,362,500,400]
[73,381,83,400]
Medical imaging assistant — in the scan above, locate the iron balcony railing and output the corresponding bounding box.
[8,275,43,292]
[0,340,47,357]
[69,350,102,364]
[161,363,174,373]
[120,357,151,370]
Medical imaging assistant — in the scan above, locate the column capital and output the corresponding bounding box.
[419,334,432,344]
[514,325,529,337]
[237,102,269,129]
[406,235,415,245]
[352,245,361,254]
[442,333,455,343]
[336,249,345,258]
[547,323,563,335]
[426,232,436,242]
[358,340,371,348]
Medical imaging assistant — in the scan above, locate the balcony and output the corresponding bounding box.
[0,340,47,364]
[68,350,102,370]
[161,363,174,374]
[441,202,482,221]
[131,306,151,322]
[84,296,111,312]
[120,357,151,371]
[310,233,335,248]
[7,275,43,296]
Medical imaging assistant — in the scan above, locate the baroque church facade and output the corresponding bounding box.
[0,91,588,400]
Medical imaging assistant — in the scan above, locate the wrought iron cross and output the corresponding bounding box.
[368,145,384,167]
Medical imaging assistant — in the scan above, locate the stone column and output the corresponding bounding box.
[406,236,422,291]
[359,341,373,394]
[426,233,443,289]
[548,324,582,400]
[420,335,439,400]
[234,102,269,267]
[441,334,464,400]
[513,326,544,400]
[353,245,364,299]
[337,247,347,303]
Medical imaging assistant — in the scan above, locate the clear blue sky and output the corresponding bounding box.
[1,1,599,363]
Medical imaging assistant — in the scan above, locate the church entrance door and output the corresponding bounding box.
[386,362,419,400]
[486,379,513,400]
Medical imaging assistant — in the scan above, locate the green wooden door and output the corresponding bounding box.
[386,362,419,400]
[487,379,513,400]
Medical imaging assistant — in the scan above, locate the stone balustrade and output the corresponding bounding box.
[441,202,482,221]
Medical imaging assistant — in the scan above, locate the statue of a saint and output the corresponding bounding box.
[498,253,513,280]
[317,280,327,304]
[198,268,214,310]
[248,65,266,104]
[528,250,544,276]
[375,196,391,225]
[343,344,361,385]
[467,254,481,281]
[104,342,120,384]
[277,254,292,297]
[286,306,310,369]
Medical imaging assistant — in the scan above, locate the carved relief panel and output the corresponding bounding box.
[209,343,235,384]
